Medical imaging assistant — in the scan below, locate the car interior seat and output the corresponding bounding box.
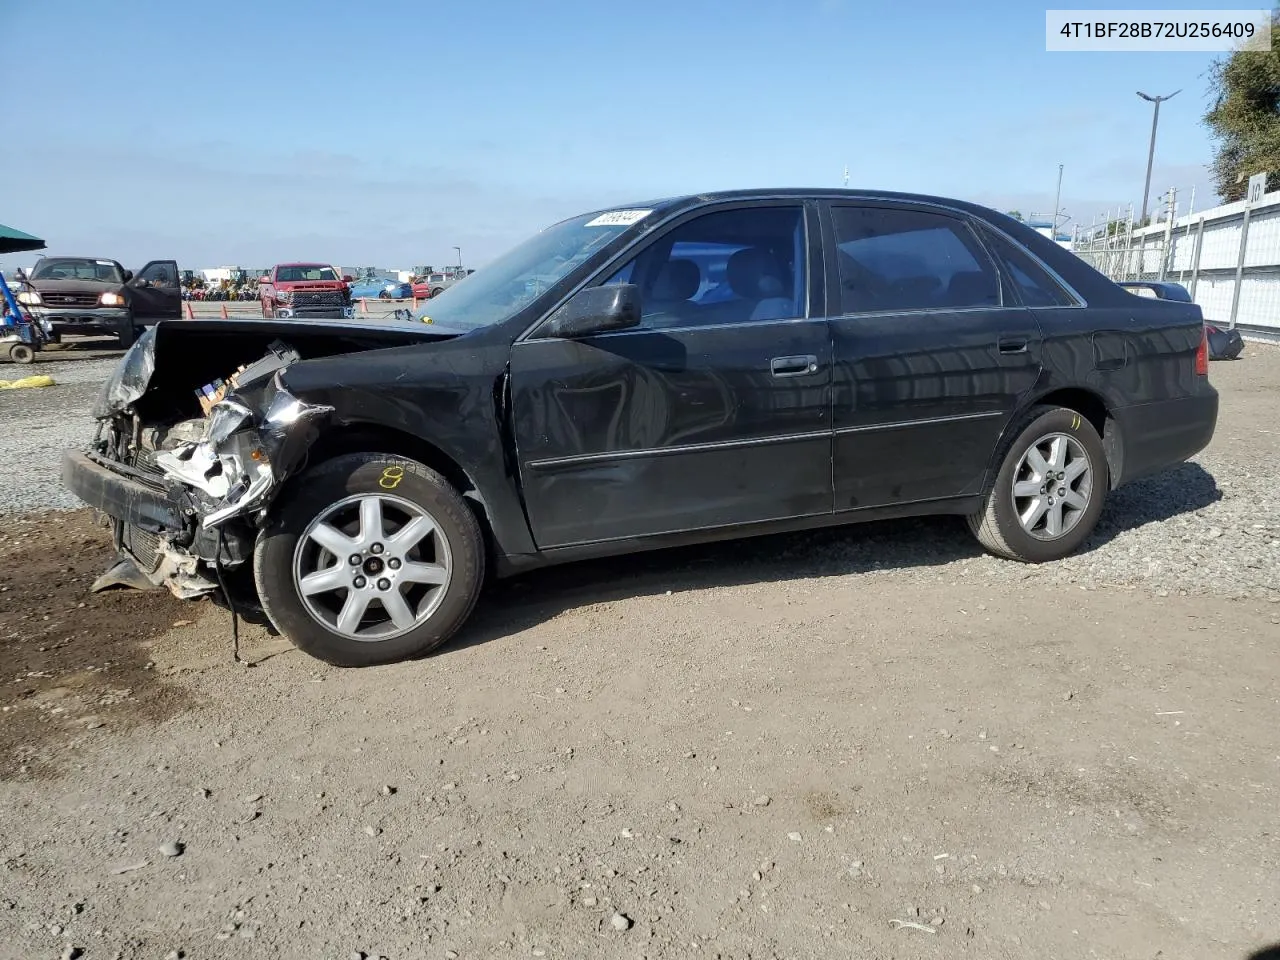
[726,247,793,322]
[642,258,700,327]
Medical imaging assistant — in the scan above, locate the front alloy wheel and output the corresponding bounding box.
[255,453,485,666]
[294,493,452,641]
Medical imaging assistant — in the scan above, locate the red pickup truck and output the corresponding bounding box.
[258,263,354,320]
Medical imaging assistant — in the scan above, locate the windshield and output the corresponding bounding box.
[31,258,123,283]
[411,209,652,330]
[277,265,338,282]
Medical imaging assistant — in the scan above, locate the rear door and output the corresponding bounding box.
[128,260,181,323]
[510,202,833,549]
[823,201,1044,510]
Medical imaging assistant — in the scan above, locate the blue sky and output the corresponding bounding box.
[0,0,1225,272]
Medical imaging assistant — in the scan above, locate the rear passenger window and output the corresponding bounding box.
[980,229,1077,307]
[831,207,1000,314]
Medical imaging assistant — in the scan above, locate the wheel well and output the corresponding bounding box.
[1034,387,1123,487]
[303,424,496,545]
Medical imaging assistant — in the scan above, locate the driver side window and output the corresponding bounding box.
[134,261,177,289]
[604,206,805,330]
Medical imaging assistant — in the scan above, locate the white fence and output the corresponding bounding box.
[1072,188,1280,339]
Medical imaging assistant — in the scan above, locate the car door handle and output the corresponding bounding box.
[770,355,819,377]
[998,338,1028,354]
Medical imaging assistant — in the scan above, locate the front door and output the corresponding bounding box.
[510,203,833,549]
[824,202,1044,511]
[127,260,182,324]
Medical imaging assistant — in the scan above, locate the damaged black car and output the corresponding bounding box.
[63,190,1218,666]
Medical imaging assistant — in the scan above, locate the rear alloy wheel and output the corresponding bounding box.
[967,406,1108,562]
[254,453,485,666]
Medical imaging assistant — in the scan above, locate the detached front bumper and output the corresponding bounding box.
[61,449,187,532]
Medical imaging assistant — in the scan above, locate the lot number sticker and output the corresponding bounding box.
[585,210,652,227]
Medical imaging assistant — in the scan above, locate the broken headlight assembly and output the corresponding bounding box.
[154,372,333,530]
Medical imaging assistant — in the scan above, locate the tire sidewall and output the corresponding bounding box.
[989,407,1109,562]
[254,454,484,667]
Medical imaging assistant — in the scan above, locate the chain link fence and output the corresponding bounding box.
[1071,187,1280,340]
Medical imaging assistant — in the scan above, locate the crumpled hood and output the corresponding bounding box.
[94,325,158,418]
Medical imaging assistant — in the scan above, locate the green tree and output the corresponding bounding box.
[1006,209,1024,221]
[1205,13,1280,202]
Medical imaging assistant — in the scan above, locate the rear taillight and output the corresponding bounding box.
[1195,325,1209,375]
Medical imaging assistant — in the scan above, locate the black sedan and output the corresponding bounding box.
[64,189,1219,666]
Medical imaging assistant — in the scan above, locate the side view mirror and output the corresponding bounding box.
[542,284,642,339]
[123,269,134,282]
[342,274,355,283]
[258,275,271,284]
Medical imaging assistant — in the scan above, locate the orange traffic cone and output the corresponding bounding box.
[360,298,368,315]
[412,297,419,310]
[220,303,228,319]
[185,301,195,319]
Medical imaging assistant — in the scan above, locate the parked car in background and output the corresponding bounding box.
[411,269,472,300]
[64,188,1218,667]
[349,274,409,300]
[16,256,181,346]
[258,263,354,319]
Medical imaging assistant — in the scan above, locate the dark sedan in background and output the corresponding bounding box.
[64,189,1217,666]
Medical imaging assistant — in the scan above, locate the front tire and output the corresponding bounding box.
[116,317,136,349]
[254,453,486,667]
[9,343,34,364]
[967,406,1108,563]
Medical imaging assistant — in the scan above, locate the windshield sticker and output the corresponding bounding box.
[585,210,652,227]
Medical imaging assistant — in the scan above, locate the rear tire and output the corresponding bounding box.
[9,343,34,364]
[254,453,486,667]
[967,406,1108,563]
[116,318,136,349]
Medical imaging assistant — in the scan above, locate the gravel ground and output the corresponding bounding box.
[0,343,1276,960]
[0,350,122,513]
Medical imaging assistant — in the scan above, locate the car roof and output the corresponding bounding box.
[277,262,335,267]
[596,188,1012,216]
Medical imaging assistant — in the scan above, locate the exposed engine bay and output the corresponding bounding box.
[80,319,451,602]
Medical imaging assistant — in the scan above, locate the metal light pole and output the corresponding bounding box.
[1137,89,1180,224]
[1052,163,1064,238]
[452,246,462,271]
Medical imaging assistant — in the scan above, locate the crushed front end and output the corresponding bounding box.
[62,326,333,601]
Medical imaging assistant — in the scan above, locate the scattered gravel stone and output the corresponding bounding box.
[582,896,598,907]
[158,841,183,858]
[363,826,380,837]
[788,832,802,842]
[753,795,771,806]
[610,912,632,932]
[60,947,82,960]
[381,785,396,795]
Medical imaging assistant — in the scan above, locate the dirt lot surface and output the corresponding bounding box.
[1,348,1279,960]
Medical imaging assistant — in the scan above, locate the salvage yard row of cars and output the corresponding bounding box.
[62,189,1219,667]
[9,261,474,347]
